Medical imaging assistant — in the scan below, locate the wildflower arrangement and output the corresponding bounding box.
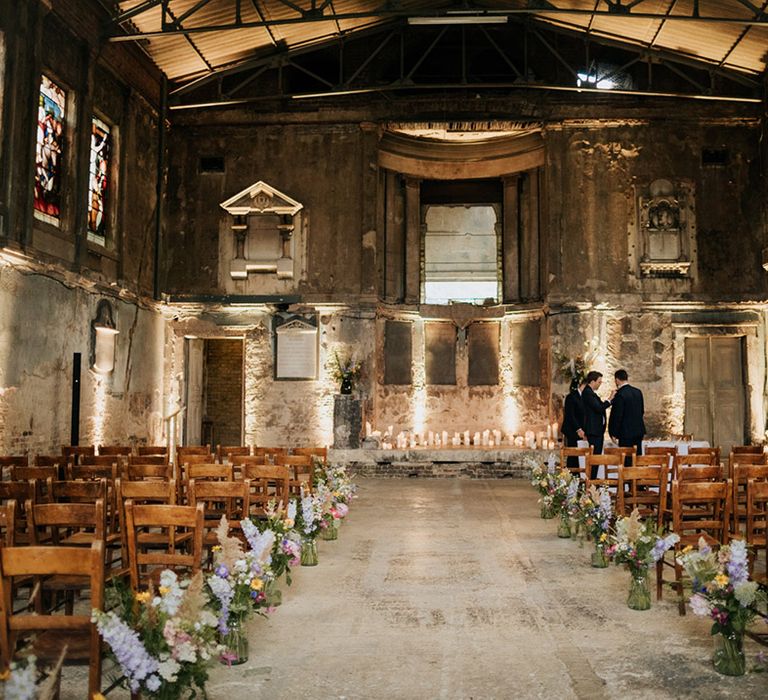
[93,571,220,699]
[678,538,766,637]
[574,485,614,542]
[530,454,557,497]
[553,350,593,386]
[542,469,574,516]
[0,657,37,700]
[330,351,361,387]
[294,484,324,539]
[207,517,274,635]
[607,508,679,575]
[249,501,302,584]
[315,459,358,506]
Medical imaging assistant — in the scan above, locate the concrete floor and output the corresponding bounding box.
[67,478,766,698]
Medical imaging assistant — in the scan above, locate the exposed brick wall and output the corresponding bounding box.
[204,339,243,447]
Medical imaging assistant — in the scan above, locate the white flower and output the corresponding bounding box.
[734,581,758,607]
[688,593,711,616]
[157,658,181,682]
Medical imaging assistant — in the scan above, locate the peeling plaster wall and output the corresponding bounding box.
[0,262,165,454]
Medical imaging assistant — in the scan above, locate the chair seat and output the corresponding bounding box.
[30,628,93,662]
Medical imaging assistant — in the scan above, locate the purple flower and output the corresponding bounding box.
[215,563,229,579]
[726,539,749,587]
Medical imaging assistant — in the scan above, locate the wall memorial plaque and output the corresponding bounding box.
[426,322,457,385]
[468,322,500,386]
[384,320,412,385]
[274,316,318,380]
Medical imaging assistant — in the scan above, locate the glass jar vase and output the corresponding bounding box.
[540,502,555,519]
[713,631,745,676]
[221,616,249,665]
[591,543,609,568]
[264,578,282,607]
[300,537,319,566]
[320,520,339,541]
[627,569,651,610]
[556,511,571,538]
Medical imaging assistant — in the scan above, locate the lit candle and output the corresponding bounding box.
[551,422,559,441]
[442,430,448,446]
[473,432,481,446]
[464,430,470,446]
[366,421,372,437]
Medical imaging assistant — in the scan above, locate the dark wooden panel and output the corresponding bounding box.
[510,320,541,386]
[384,320,412,385]
[468,323,499,386]
[421,179,502,205]
[425,323,456,385]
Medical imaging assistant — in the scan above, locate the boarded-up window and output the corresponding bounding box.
[384,320,412,385]
[468,323,499,386]
[509,320,541,386]
[425,323,456,385]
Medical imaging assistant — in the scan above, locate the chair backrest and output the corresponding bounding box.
[80,455,120,467]
[28,498,106,547]
[0,501,15,547]
[746,479,768,564]
[185,463,234,482]
[677,465,723,483]
[0,481,36,544]
[67,463,119,482]
[243,464,291,513]
[129,454,168,466]
[216,445,251,463]
[645,446,677,456]
[292,447,328,463]
[125,463,173,481]
[689,446,722,465]
[188,479,251,548]
[585,453,622,491]
[252,446,287,462]
[34,455,61,467]
[10,465,59,482]
[279,454,314,485]
[616,465,666,524]
[61,445,96,465]
[635,454,670,468]
[732,445,764,454]
[178,453,214,467]
[0,456,28,469]
[674,453,719,479]
[98,445,133,456]
[604,446,636,466]
[671,479,732,546]
[176,445,212,458]
[47,478,107,505]
[124,502,204,592]
[732,464,768,534]
[0,541,105,697]
[230,454,269,467]
[559,446,592,477]
[138,445,168,457]
[729,451,767,466]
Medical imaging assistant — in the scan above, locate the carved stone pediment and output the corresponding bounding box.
[220,181,304,281]
[220,181,303,217]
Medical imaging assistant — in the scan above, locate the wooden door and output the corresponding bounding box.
[684,337,746,451]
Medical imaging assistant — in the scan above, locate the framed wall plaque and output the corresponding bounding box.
[274,315,318,380]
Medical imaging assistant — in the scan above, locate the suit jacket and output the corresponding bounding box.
[561,389,585,437]
[608,384,646,441]
[582,384,611,436]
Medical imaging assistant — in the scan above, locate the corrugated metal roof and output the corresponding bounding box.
[116,0,768,82]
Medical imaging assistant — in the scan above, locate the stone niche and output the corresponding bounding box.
[636,178,696,278]
[219,181,303,282]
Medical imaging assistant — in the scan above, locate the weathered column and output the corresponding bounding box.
[404,176,421,303]
[502,175,520,302]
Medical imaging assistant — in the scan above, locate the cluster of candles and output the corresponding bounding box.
[365,422,560,450]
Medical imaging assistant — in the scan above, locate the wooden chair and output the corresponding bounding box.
[66,463,119,482]
[732,445,764,454]
[124,463,173,481]
[0,456,28,480]
[731,464,768,536]
[645,446,677,456]
[616,464,667,525]
[60,445,95,466]
[605,446,636,467]
[676,465,723,483]
[292,447,328,463]
[80,455,120,468]
[0,501,15,547]
[585,453,622,484]
[689,446,722,466]
[10,465,59,483]
[280,454,314,495]
[243,464,291,517]
[34,455,61,468]
[98,445,132,457]
[635,454,670,468]
[656,479,732,615]
[138,445,168,458]
[745,479,768,584]
[559,445,592,478]
[176,445,212,461]
[252,447,287,463]
[0,541,105,698]
[0,481,37,545]
[216,445,251,464]
[673,453,719,479]
[188,479,251,561]
[124,502,204,592]
[27,498,107,613]
[45,478,107,505]
[728,451,768,480]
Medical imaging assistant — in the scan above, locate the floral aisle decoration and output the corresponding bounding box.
[607,509,679,610]
[207,516,275,665]
[330,351,361,395]
[678,538,767,676]
[530,455,557,519]
[0,657,37,700]
[542,468,574,538]
[314,459,358,508]
[574,485,614,567]
[93,571,220,698]
[295,485,324,566]
[564,477,581,540]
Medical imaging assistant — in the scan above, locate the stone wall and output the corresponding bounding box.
[204,338,243,447]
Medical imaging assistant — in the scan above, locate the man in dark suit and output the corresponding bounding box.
[561,378,586,468]
[582,371,613,470]
[608,368,645,459]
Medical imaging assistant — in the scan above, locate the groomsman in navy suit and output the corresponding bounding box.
[609,368,646,460]
[582,371,613,476]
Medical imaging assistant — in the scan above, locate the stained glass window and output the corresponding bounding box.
[88,116,111,241]
[34,75,66,221]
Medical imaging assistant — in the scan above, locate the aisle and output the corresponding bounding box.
[205,479,762,699]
